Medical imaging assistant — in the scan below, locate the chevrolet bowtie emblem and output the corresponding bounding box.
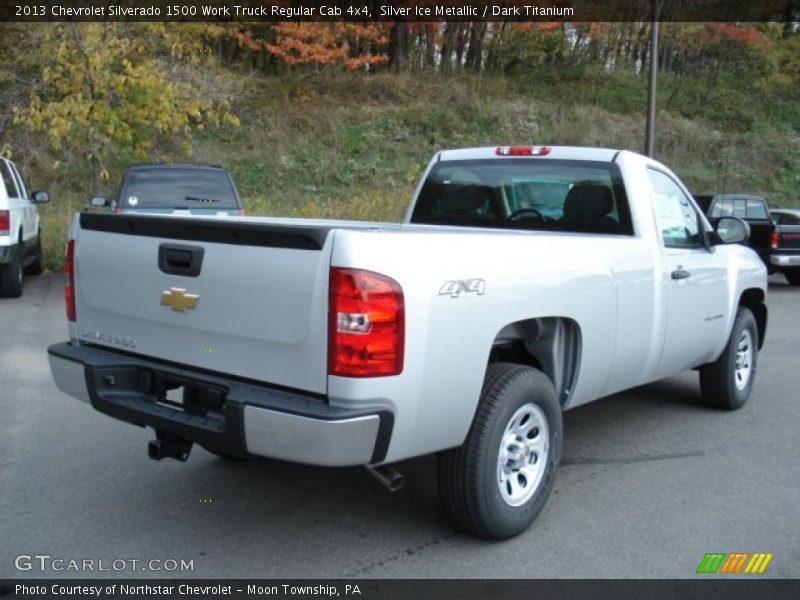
[160,288,199,312]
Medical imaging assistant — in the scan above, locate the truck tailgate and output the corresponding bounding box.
[72,213,333,395]
[777,223,800,250]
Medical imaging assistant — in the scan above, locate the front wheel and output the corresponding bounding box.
[699,307,758,410]
[437,363,562,539]
[785,270,800,286]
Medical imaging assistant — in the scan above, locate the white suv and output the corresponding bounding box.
[0,156,49,297]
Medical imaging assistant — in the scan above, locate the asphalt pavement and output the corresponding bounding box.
[1,274,798,579]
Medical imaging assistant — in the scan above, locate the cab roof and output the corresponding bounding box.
[437,146,622,162]
[127,163,226,171]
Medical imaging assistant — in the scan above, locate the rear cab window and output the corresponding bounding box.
[410,159,633,235]
[709,196,769,220]
[773,212,800,226]
[120,166,240,211]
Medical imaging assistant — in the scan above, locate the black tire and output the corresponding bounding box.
[785,270,800,286]
[437,362,562,540]
[0,245,23,298]
[699,307,758,410]
[25,230,43,276]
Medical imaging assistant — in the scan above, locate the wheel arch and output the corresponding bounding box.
[488,317,581,407]
[738,288,767,350]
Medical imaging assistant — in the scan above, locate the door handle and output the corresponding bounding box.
[671,268,691,280]
[165,249,192,268]
[158,243,204,277]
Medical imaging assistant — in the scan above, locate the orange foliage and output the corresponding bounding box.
[232,23,389,70]
[701,24,766,48]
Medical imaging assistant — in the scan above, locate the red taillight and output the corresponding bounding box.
[769,230,780,250]
[0,210,9,234]
[328,267,404,377]
[64,240,76,322]
[496,146,551,156]
[113,207,122,214]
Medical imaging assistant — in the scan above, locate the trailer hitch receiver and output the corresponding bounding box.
[148,430,193,462]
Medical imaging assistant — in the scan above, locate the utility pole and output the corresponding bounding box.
[644,0,660,157]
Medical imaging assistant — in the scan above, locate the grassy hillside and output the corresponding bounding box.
[26,71,800,271]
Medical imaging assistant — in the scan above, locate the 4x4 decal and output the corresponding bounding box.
[439,279,486,298]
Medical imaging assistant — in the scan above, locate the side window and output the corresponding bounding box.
[648,169,702,249]
[10,164,28,199]
[0,160,20,198]
[709,197,742,218]
[745,198,768,219]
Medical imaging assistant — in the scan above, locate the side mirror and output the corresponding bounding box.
[715,216,750,245]
[90,196,108,207]
[31,190,50,204]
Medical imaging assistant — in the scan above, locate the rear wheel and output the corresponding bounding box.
[785,270,800,286]
[699,307,758,410]
[25,230,43,276]
[437,363,562,539]
[0,244,23,298]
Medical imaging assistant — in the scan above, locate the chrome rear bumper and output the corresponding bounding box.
[48,343,391,467]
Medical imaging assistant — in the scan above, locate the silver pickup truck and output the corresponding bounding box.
[48,146,767,539]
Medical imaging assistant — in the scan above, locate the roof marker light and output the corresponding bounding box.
[496,146,551,156]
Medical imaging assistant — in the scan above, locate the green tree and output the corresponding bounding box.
[14,23,239,189]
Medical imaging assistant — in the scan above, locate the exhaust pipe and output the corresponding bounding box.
[365,465,406,492]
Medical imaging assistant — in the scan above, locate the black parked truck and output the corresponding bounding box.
[693,194,775,268]
[769,208,800,286]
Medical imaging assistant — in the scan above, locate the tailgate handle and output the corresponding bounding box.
[158,244,204,277]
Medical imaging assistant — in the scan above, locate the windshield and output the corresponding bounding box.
[411,159,633,235]
[121,167,239,209]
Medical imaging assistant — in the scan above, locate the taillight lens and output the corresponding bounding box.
[328,268,404,377]
[64,240,76,322]
[769,230,780,250]
[0,210,9,234]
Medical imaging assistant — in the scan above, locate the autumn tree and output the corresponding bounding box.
[0,24,45,163]
[487,22,564,73]
[14,23,239,189]
[233,23,389,71]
